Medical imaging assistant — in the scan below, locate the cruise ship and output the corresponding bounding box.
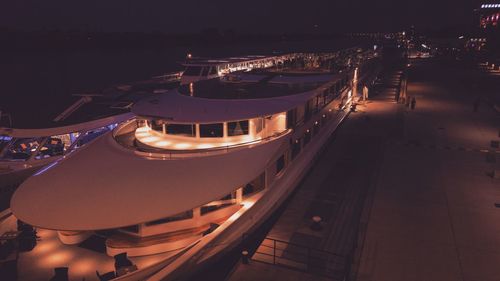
[0,48,381,281]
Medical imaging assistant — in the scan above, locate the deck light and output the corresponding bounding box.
[173,143,192,149]
[155,141,172,147]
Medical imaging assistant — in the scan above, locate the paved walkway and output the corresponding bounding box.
[357,58,500,281]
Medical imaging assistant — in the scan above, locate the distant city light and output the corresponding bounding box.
[481,4,500,8]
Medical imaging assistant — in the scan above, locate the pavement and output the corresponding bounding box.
[227,56,500,281]
[357,58,500,281]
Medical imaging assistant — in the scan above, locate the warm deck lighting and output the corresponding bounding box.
[156,141,172,147]
[141,136,161,143]
[71,258,99,275]
[173,143,192,149]
[39,250,74,267]
[32,240,58,254]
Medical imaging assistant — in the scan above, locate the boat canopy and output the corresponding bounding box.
[132,89,321,124]
[11,130,287,231]
[0,113,135,138]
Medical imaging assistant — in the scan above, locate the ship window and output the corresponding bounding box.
[304,130,311,146]
[286,109,297,129]
[200,123,223,138]
[243,172,265,197]
[183,66,202,76]
[166,124,196,137]
[35,137,64,160]
[201,67,210,76]
[314,96,321,113]
[209,67,217,75]
[2,138,43,160]
[254,118,264,134]
[276,154,285,174]
[145,210,194,226]
[322,90,329,106]
[201,191,237,215]
[304,100,312,122]
[0,137,11,155]
[120,225,139,234]
[151,120,163,132]
[74,127,109,148]
[228,120,249,136]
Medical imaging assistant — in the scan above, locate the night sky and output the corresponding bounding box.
[0,0,483,33]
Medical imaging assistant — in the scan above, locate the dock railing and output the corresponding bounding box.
[252,237,350,280]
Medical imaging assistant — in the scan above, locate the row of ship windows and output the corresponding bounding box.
[147,120,251,138]
[277,110,330,176]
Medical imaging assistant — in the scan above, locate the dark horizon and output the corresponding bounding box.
[0,1,482,34]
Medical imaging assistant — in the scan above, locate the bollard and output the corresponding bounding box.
[310,216,322,231]
[241,250,249,264]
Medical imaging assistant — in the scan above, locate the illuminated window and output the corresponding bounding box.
[2,138,43,160]
[227,120,249,136]
[35,137,64,160]
[201,191,237,215]
[254,118,264,134]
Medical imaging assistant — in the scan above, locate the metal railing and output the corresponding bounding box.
[252,237,350,280]
[112,119,291,159]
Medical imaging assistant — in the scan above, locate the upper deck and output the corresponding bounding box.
[182,55,274,67]
[178,71,338,100]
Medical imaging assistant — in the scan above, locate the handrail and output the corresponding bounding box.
[254,237,349,279]
[260,237,343,258]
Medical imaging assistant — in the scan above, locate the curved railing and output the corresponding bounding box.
[112,119,290,159]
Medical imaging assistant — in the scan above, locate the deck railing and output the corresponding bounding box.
[252,237,351,280]
[113,119,290,159]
